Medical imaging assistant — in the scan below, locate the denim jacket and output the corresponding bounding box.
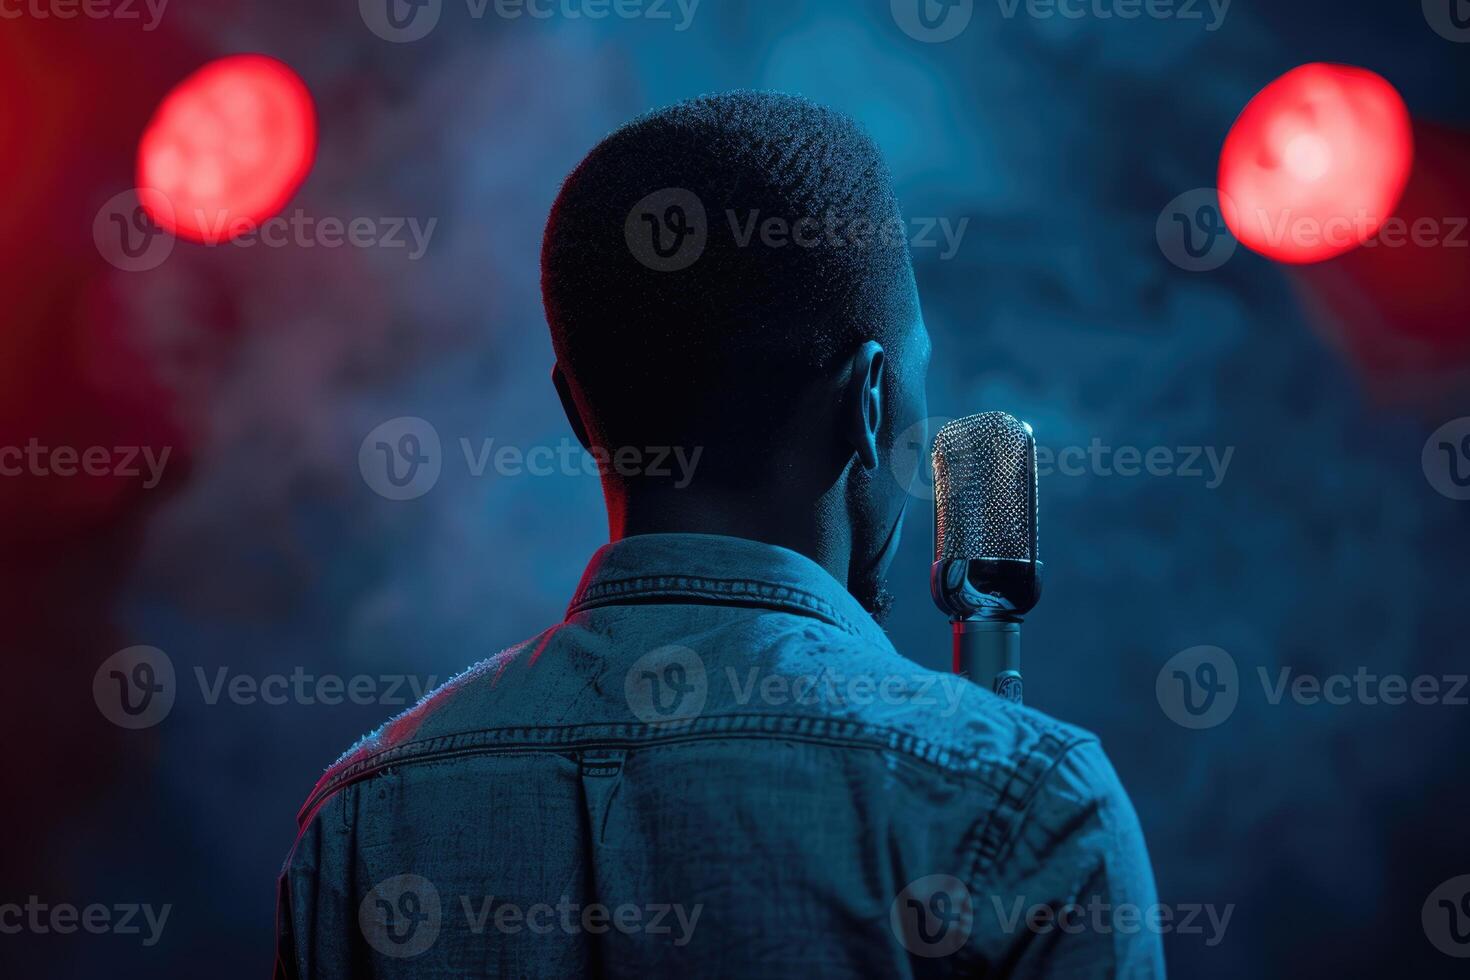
[276,533,1164,978]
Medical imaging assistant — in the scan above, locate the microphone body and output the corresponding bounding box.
[952,619,1022,702]
[930,414,1043,704]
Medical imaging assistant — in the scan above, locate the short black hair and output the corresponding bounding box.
[542,91,918,452]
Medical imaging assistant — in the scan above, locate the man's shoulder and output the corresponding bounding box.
[788,623,1103,782]
[296,616,1111,827]
[813,634,1147,894]
[295,632,548,824]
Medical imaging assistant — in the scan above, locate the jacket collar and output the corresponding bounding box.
[567,533,891,647]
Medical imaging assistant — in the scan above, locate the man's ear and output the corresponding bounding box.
[845,341,885,471]
[552,364,593,453]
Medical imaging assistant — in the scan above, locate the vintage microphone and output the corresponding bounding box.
[930,413,1043,704]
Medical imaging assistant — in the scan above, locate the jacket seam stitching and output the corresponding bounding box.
[953,732,1096,972]
[568,575,861,634]
[298,714,1034,826]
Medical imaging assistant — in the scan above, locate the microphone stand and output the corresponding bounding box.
[931,557,1042,705]
[952,617,1024,703]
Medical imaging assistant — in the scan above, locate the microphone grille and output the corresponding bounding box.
[932,412,1037,562]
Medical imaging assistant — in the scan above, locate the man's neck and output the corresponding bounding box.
[611,483,854,593]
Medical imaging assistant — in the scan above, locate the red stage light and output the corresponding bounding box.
[1218,63,1413,265]
[137,54,317,244]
